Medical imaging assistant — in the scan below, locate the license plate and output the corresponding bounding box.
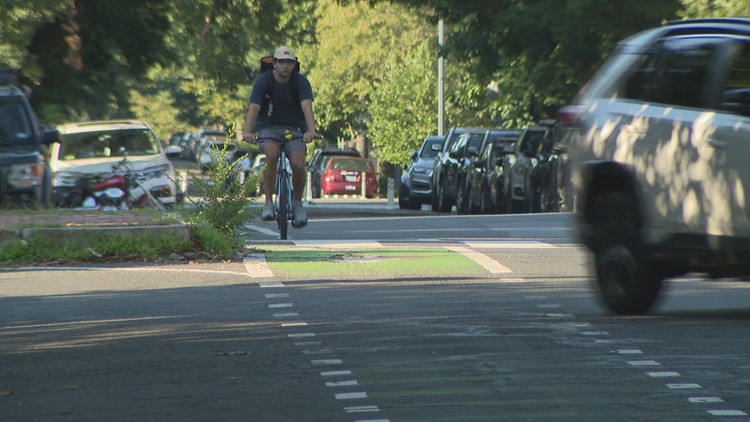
[344,176,357,182]
[345,185,356,190]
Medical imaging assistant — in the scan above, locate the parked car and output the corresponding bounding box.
[0,68,60,208]
[431,127,487,212]
[522,119,557,213]
[465,129,521,214]
[307,147,361,198]
[399,135,442,210]
[50,119,179,208]
[499,125,551,213]
[320,156,378,198]
[453,132,491,214]
[197,140,238,173]
[191,129,227,163]
[544,119,577,212]
[568,17,750,314]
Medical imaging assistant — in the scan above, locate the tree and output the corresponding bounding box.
[368,44,437,166]
[679,0,750,17]
[308,0,434,140]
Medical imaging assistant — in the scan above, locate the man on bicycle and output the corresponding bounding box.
[242,46,318,227]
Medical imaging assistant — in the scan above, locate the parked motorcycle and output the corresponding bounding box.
[74,155,167,212]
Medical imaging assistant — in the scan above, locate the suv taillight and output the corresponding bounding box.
[557,105,585,126]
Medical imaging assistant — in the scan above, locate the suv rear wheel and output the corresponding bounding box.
[591,191,663,315]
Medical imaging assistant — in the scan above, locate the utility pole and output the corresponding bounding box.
[438,18,445,137]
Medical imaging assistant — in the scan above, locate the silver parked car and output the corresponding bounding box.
[567,18,750,314]
[51,119,179,208]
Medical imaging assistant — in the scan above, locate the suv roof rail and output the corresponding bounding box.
[668,17,750,27]
[0,68,18,86]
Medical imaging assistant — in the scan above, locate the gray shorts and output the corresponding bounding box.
[258,127,306,153]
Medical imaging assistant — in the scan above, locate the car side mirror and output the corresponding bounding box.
[42,129,61,145]
[410,151,418,160]
[165,145,183,158]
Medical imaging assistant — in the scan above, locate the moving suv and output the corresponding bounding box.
[0,68,60,208]
[567,18,750,314]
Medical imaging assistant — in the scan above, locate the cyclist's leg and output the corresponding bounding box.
[284,134,309,226]
[259,129,281,219]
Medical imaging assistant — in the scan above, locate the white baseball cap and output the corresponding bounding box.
[273,46,297,61]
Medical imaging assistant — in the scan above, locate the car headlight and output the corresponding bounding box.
[53,171,85,187]
[136,165,170,182]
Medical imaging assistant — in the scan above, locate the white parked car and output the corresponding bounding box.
[50,119,179,208]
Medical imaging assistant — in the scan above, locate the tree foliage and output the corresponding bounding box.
[368,44,437,166]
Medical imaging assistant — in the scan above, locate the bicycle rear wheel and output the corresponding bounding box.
[277,171,289,240]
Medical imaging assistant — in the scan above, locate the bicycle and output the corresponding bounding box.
[257,131,319,240]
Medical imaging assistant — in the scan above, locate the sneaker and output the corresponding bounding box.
[292,201,308,227]
[261,202,274,221]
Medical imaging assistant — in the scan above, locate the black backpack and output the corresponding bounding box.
[259,56,301,116]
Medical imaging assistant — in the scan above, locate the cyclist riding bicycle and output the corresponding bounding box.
[242,46,318,227]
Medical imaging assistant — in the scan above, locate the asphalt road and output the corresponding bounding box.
[2,213,750,421]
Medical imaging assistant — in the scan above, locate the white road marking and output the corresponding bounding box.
[335,392,367,400]
[295,341,322,347]
[265,293,289,298]
[628,360,660,366]
[312,359,343,365]
[667,383,702,389]
[345,406,381,413]
[244,254,274,277]
[444,246,512,274]
[617,349,643,354]
[326,380,359,387]
[321,370,352,377]
[689,397,724,403]
[581,331,610,336]
[288,333,315,338]
[273,312,299,317]
[281,322,308,327]
[647,372,680,377]
[708,410,747,416]
[258,282,284,288]
[268,303,292,308]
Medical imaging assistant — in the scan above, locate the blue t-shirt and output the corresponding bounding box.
[250,72,313,131]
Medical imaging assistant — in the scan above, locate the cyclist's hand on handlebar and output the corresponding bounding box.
[243,132,258,144]
[303,131,319,144]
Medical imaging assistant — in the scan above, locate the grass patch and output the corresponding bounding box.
[0,231,195,265]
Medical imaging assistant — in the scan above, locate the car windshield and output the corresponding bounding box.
[420,141,442,159]
[331,159,371,171]
[519,130,546,154]
[0,97,33,146]
[59,128,160,160]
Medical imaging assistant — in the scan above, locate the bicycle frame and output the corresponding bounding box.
[275,147,294,240]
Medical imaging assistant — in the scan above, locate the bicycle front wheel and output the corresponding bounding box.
[277,172,289,240]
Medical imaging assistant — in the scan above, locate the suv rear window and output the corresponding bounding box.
[0,97,33,145]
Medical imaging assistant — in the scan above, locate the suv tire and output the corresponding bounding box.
[591,192,662,315]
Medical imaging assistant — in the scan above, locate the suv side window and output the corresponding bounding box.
[720,40,750,117]
[0,98,32,144]
[625,38,722,109]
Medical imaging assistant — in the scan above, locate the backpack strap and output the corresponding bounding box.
[261,70,301,116]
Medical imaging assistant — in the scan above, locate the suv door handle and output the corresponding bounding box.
[708,139,728,149]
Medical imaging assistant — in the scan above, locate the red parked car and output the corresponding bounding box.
[320,156,378,198]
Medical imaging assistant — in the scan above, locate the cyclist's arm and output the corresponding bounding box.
[301,98,317,143]
[243,102,261,143]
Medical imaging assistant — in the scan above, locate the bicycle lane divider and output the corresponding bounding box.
[253,260,390,421]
